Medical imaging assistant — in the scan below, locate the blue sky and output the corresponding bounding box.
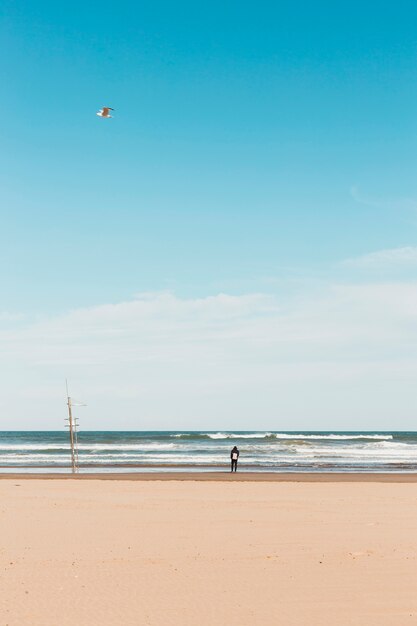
[1,1,417,429]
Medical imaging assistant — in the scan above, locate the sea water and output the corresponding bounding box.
[0,431,417,473]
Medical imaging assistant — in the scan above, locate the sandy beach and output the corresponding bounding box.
[1,477,416,625]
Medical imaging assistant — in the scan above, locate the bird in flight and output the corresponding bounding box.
[96,107,114,118]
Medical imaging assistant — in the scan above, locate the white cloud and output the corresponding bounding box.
[0,312,25,322]
[343,246,417,268]
[350,186,417,212]
[1,285,417,429]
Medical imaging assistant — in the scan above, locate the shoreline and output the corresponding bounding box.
[2,470,417,482]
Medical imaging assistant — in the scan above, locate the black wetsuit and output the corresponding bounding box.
[231,449,239,472]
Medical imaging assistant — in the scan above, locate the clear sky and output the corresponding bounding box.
[1,0,417,429]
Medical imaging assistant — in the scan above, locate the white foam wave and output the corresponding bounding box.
[201,433,393,441]
[273,434,393,440]
[207,433,273,439]
[368,441,412,449]
[294,445,417,459]
[0,454,72,462]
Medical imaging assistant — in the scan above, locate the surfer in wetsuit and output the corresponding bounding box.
[231,446,239,472]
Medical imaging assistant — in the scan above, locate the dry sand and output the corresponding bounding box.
[1,477,416,625]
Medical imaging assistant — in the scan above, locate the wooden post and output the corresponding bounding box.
[66,380,77,474]
[67,396,77,473]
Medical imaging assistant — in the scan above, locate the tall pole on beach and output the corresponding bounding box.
[66,380,77,474]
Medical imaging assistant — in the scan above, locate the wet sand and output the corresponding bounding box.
[1,470,417,481]
[1,478,416,625]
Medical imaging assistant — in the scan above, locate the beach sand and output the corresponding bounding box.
[1,477,416,625]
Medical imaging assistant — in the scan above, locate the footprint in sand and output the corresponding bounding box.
[349,550,374,558]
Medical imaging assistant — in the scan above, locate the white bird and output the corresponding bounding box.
[96,107,114,118]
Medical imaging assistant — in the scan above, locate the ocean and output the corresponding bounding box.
[1,431,417,473]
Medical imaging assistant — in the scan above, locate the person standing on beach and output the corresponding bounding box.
[231,446,239,472]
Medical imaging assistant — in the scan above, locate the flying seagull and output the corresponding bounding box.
[96,107,114,118]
